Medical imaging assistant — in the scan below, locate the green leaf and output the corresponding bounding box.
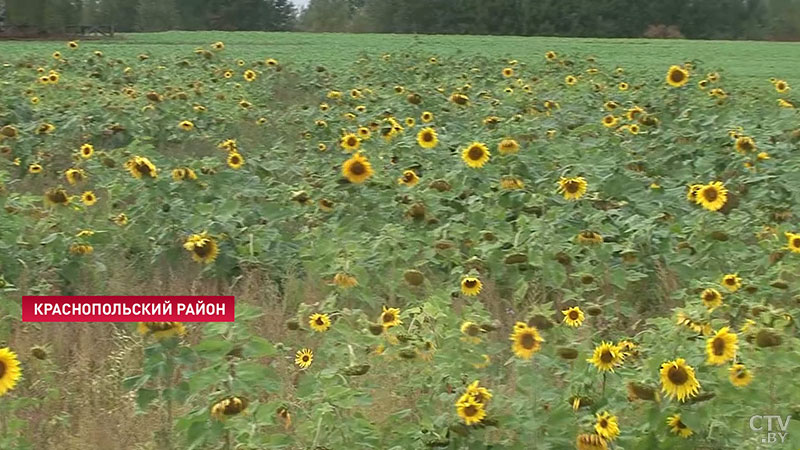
[244,336,277,358]
[136,388,158,410]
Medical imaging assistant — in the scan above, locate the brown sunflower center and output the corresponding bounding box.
[382,312,395,323]
[347,137,357,146]
[315,317,325,326]
[193,241,212,257]
[467,146,484,161]
[667,365,689,385]
[703,291,717,302]
[520,332,537,350]
[600,350,614,363]
[0,360,6,378]
[422,132,433,142]
[302,355,309,362]
[464,279,477,288]
[136,162,152,175]
[739,140,753,151]
[48,190,68,204]
[792,238,800,248]
[403,173,414,182]
[702,187,718,202]
[565,181,580,193]
[599,419,608,428]
[350,161,366,175]
[463,404,478,416]
[737,370,747,379]
[670,70,686,83]
[712,337,726,355]
[231,155,241,165]
[465,324,480,336]
[568,310,579,320]
[676,420,686,429]
[777,82,786,90]
[725,277,736,285]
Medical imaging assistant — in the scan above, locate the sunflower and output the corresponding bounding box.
[81,191,97,206]
[449,93,469,105]
[700,288,723,309]
[309,313,331,332]
[28,164,43,174]
[460,321,482,344]
[380,306,401,329]
[659,358,701,402]
[178,120,194,131]
[125,156,158,179]
[666,65,689,87]
[618,82,629,91]
[594,412,620,441]
[0,347,22,397]
[243,69,257,82]
[576,434,607,450]
[398,170,419,187]
[357,127,371,139]
[183,232,219,264]
[545,51,557,61]
[461,142,490,168]
[421,111,434,123]
[333,272,358,288]
[778,99,794,108]
[223,70,233,79]
[588,341,623,372]
[498,138,520,155]
[558,176,588,200]
[735,136,756,153]
[136,322,186,340]
[510,324,544,359]
[211,41,225,51]
[502,67,514,78]
[706,327,737,365]
[265,58,278,66]
[775,79,790,93]
[227,152,244,169]
[37,123,55,134]
[602,115,619,128]
[562,307,585,327]
[44,187,70,206]
[628,124,640,135]
[698,79,709,89]
[577,231,603,244]
[500,176,524,190]
[667,414,693,438]
[80,143,94,158]
[342,153,374,184]
[460,276,482,296]
[464,380,492,404]
[210,396,248,420]
[565,75,578,86]
[721,273,741,292]
[695,181,727,211]
[295,348,313,369]
[64,168,86,185]
[785,232,800,253]
[456,397,486,426]
[416,127,438,148]
[685,184,702,202]
[729,363,753,387]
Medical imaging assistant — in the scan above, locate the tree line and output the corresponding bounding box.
[2,0,800,40]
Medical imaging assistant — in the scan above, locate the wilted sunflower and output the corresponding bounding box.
[456,397,486,426]
[785,232,800,253]
[500,176,524,190]
[659,358,700,402]
[449,93,469,105]
[80,143,94,158]
[778,99,794,108]
[602,115,619,128]
[667,414,693,438]
[461,142,490,168]
[775,79,790,93]
[183,232,219,264]
[695,181,727,211]
[64,168,86,185]
[28,163,43,174]
[666,65,689,87]
[700,288,723,309]
[309,313,331,332]
[81,191,97,206]
[227,152,244,169]
[735,136,756,153]
[464,380,492,405]
[44,187,70,206]
[706,327,737,365]
[69,243,93,255]
[594,412,620,441]
[460,321,482,344]
[379,306,401,329]
[295,348,313,369]
[729,363,753,387]
[398,170,419,187]
[460,276,482,296]
[497,138,520,155]
[125,156,158,179]
[333,272,358,288]
[558,176,588,200]
[0,347,22,397]
[510,324,544,359]
[577,231,603,245]
[178,120,194,131]
[137,322,186,340]
[342,153,374,184]
[721,273,741,292]
[562,307,585,327]
[210,396,247,420]
[416,127,438,148]
[576,433,607,450]
[588,341,623,372]
[37,123,55,134]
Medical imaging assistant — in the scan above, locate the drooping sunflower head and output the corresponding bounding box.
[64,168,86,185]
[666,65,689,87]
[342,153,374,184]
[728,363,753,387]
[461,142,490,168]
[125,156,158,179]
[416,127,438,148]
[735,136,756,153]
[210,396,248,420]
[587,341,623,372]
[659,358,701,402]
[558,176,588,200]
[465,380,492,404]
[308,313,331,332]
[575,433,607,450]
[695,181,728,211]
[333,272,358,288]
[398,170,419,187]
[460,321,482,343]
[562,307,585,327]
[295,348,313,369]
[380,306,402,329]
[0,347,22,397]
[500,176,524,190]
[721,273,741,292]
[178,120,194,131]
[706,327,738,365]
[136,322,186,340]
[460,276,482,296]
[498,138,520,155]
[183,232,219,264]
[44,187,70,206]
[667,414,693,438]
[449,93,469,106]
[700,288,723,309]
[510,324,544,359]
[577,230,603,245]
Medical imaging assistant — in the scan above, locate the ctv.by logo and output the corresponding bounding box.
[749,415,791,445]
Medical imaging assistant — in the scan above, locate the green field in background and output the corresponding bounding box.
[1,31,799,83]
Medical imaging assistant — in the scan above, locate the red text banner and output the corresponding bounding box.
[21,296,235,322]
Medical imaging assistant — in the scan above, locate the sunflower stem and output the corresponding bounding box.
[311,414,324,447]
[602,372,607,397]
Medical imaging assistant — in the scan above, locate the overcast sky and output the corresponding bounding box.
[291,0,310,9]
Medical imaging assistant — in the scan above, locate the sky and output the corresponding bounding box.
[291,0,310,9]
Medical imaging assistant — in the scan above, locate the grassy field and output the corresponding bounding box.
[1,31,800,82]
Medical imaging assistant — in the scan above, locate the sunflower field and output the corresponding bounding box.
[1,35,800,450]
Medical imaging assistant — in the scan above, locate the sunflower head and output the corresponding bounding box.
[510,324,544,359]
[460,276,482,296]
[667,414,693,438]
[729,363,753,387]
[183,232,219,264]
[562,307,585,327]
[587,341,623,372]
[342,153,374,184]
[558,176,588,200]
[659,358,701,402]
[380,306,401,328]
[308,313,331,332]
[295,348,313,369]
[461,142,490,168]
[666,65,689,87]
[417,127,438,148]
